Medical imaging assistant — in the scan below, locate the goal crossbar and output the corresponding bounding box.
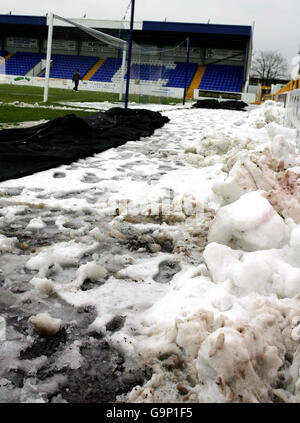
[43,12,128,102]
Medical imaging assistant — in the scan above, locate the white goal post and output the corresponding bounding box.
[43,12,128,102]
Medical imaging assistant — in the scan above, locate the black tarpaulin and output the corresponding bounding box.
[192,99,248,111]
[0,107,170,183]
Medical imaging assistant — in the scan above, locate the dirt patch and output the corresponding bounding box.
[20,329,68,359]
[59,337,150,403]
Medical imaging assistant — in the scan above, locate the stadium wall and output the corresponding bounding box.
[4,36,40,53]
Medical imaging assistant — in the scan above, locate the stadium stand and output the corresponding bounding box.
[119,61,198,88]
[40,54,98,79]
[199,64,244,92]
[90,57,122,82]
[127,63,165,81]
[2,50,245,95]
[186,65,206,99]
[165,62,198,88]
[0,16,253,98]
[111,60,169,86]
[83,59,104,80]
[5,52,45,76]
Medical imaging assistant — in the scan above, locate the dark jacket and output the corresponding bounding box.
[72,71,81,82]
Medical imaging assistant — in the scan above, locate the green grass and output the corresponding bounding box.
[0,84,116,124]
[0,83,182,105]
[0,83,183,124]
[0,84,120,105]
[0,105,97,124]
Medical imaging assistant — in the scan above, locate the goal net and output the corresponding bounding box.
[126,39,191,105]
[44,13,192,106]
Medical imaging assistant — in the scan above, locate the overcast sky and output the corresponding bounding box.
[1,0,299,71]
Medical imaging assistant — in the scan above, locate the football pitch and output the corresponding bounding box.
[0,84,182,124]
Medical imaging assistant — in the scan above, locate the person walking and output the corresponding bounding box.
[72,69,81,91]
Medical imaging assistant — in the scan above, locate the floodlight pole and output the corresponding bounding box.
[183,37,190,105]
[124,0,135,109]
[43,12,54,102]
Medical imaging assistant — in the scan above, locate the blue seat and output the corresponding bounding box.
[5,52,45,76]
[39,53,98,79]
[199,64,243,92]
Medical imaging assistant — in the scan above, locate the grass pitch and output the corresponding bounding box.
[0,83,120,104]
[0,84,117,124]
[0,84,182,124]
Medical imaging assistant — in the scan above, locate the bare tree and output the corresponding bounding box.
[251,50,288,85]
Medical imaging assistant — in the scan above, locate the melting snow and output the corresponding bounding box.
[0,100,300,403]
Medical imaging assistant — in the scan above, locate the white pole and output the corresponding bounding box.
[119,47,127,101]
[43,12,54,102]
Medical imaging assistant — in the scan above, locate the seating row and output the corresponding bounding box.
[199,64,244,92]
[2,52,244,93]
[91,57,122,82]
[40,54,98,79]
[5,52,45,75]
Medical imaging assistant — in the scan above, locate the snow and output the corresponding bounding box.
[26,217,46,232]
[28,313,62,336]
[0,100,300,403]
[0,316,5,341]
[58,101,191,112]
[247,100,286,128]
[207,190,289,251]
[267,122,298,167]
[7,100,96,112]
[0,234,18,252]
[25,240,99,278]
[29,277,55,298]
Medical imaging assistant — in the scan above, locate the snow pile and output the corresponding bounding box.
[183,129,251,167]
[212,149,300,222]
[204,240,300,298]
[247,100,286,128]
[195,317,284,402]
[0,100,300,403]
[120,281,293,402]
[118,200,300,402]
[267,122,298,167]
[114,104,300,403]
[207,190,289,251]
[205,200,300,298]
[189,129,240,156]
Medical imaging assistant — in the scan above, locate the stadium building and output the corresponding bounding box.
[0,14,254,101]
